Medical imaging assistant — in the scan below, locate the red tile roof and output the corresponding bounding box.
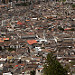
[27,40,37,45]
[17,21,22,25]
[3,38,9,40]
[64,28,71,31]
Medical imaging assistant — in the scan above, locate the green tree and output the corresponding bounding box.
[58,26,64,31]
[43,53,67,75]
[71,28,75,31]
[16,0,18,2]
[8,48,16,52]
[72,4,75,8]
[30,70,35,75]
[0,46,2,51]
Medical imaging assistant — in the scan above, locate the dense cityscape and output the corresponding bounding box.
[0,0,75,75]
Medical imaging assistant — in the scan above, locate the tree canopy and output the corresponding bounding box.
[58,26,64,31]
[43,53,67,75]
[30,70,35,75]
[8,48,16,52]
